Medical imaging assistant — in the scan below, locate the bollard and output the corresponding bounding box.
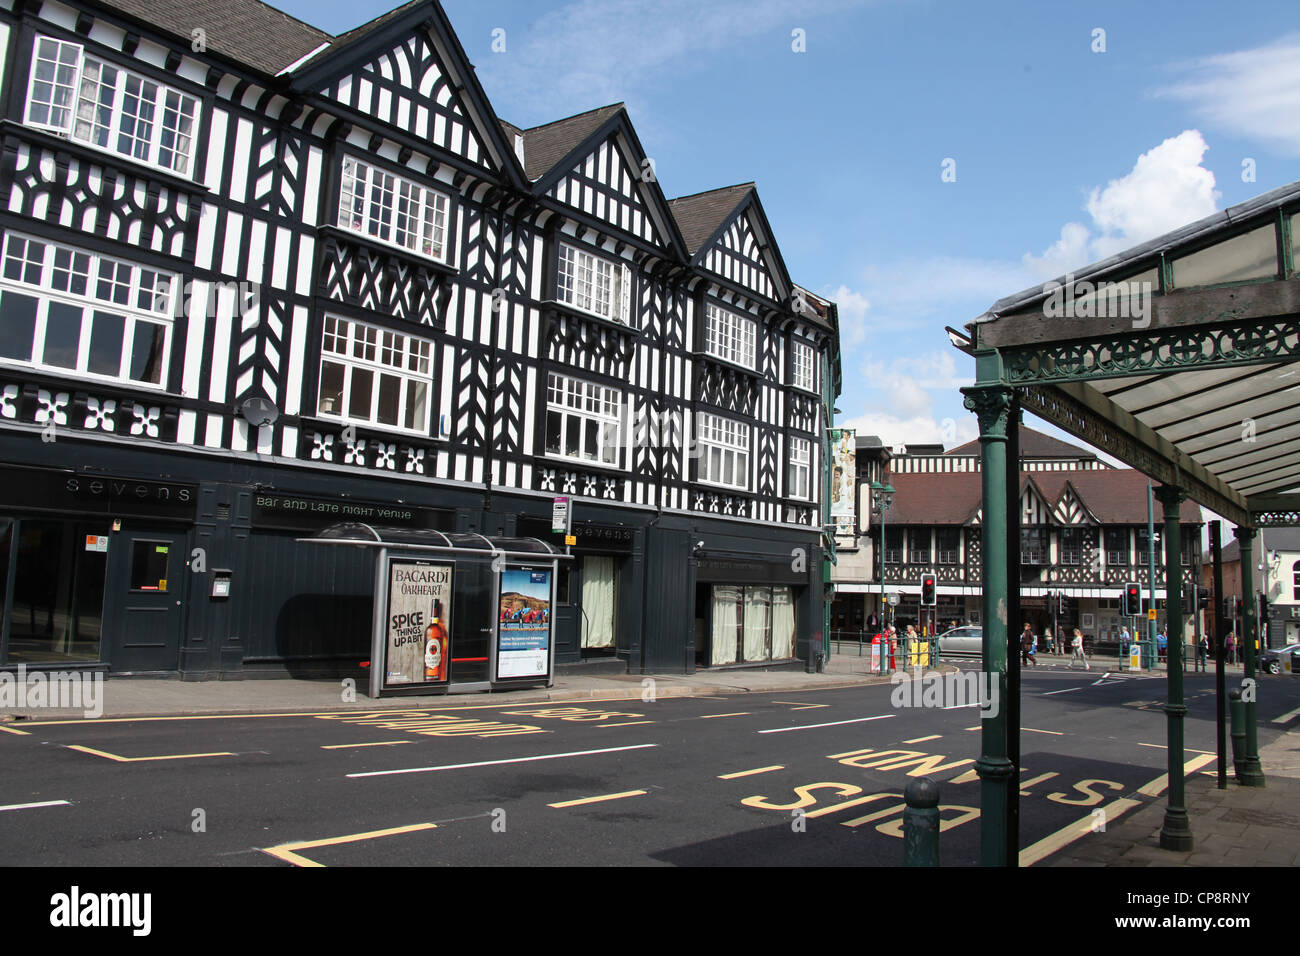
[1228,687,1245,781]
[903,777,941,867]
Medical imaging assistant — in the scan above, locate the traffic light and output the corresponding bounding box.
[921,573,936,606]
[1059,591,1067,615]
[1182,584,1194,615]
[1122,582,1141,617]
[1259,591,1269,623]
[1224,596,1236,621]
[1197,586,1209,610]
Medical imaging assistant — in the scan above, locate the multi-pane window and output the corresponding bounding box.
[0,232,172,387]
[1060,527,1082,565]
[1020,527,1047,565]
[696,411,750,491]
[787,437,811,499]
[1105,528,1130,566]
[556,243,631,324]
[884,527,903,565]
[1136,528,1164,565]
[25,37,198,176]
[317,316,432,433]
[791,340,816,391]
[338,157,449,261]
[936,528,960,565]
[704,303,756,369]
[545,372,623,468]
[909,528,931,565]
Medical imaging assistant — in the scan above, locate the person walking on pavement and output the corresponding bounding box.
[1020,623,1037,666]
[1070,627,1089,669]
[1227,630,1237,665]
[1043,625,1054,656]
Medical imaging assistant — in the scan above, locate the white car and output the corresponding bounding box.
[937,626,983,657]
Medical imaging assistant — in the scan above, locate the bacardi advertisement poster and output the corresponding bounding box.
[495,567,552,681]
[383,559,453,688]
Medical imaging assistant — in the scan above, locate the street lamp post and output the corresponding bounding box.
[871,479,896,676]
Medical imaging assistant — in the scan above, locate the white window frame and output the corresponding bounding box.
[337,156,450,263]
[24,35,199,177]
[544,372,625,470]
[704,303,756,369]
[556,242,632,325]
[696,411,750,492]
[0,231,174,389]
[791,339,816,391]
[787,437,811,500]
[316,315,434,435]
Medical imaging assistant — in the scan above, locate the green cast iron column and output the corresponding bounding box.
[1233,526,1266,787]
[962,373,1015,868]
[1156,485,1193,851]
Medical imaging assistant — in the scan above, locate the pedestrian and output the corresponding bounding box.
[904,624,918,667]
[1043,625,1054,655]
[1020,623,1037,667]
[1226,630,1237,665]
[1070,627,1089,670]
[1120,623,1131,654]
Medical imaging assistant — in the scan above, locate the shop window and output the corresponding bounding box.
[5,519,106,664]
[0,233,173,387]
[317,315,432,434]
[708,584,795,665]
[580,556,617,650]
[129,540,170,591]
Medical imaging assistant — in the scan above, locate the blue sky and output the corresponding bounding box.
[281,0,1300,454]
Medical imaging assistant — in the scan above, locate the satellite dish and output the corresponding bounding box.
[239,396,279,427]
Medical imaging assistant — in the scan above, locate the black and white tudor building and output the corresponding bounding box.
[0,0,842,680]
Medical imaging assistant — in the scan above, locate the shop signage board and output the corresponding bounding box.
[495,566,553,681]
[381,557,454,690]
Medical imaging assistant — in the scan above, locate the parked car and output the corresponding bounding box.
[937,625,983,657]
[1261,643,1300,675]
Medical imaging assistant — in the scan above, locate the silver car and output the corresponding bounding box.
[937,625,983,658]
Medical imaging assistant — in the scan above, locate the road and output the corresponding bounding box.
[3,663,1298,866]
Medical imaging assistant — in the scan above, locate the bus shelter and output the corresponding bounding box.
[951,179,1300,866]
[302,522,570,698]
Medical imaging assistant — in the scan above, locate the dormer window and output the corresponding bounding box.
[25,36,198,176]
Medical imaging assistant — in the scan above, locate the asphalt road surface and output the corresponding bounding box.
[3,664,1298,866]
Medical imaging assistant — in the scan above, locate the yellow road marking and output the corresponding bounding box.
[840,796,906,828]
[598,721,656,728]
[1019,797,1142,867]
[965,726,981,731]
[699,712,750,719]
[903,735,941,744]
[771,701,829,710]
[1019,772,1059,795]
[68,744,236,762]
[0,724,31,735]
[1137,753,1217,797]
[261,822,437,867]
[549,790,648,808]
[1023,727,1063,736]
[805,794,902,819]
[320,741,413,749]
[1137,742,1217,755]
[718,765,784,779]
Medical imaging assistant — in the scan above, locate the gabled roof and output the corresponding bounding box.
[887,469,1201,525]
[515,104,624,182]
[92,0,331,75]
[946,426,1101,461]
[668,184,755,254]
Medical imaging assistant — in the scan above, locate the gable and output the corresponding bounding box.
[1052,483,1098,525]
[699,209,781,302]
[316,31,495,171]
[546,132,668,248]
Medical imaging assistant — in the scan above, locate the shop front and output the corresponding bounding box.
[693,555,801,669]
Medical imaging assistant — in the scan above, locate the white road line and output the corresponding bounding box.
[1041,687,1083,696]
[346,744,659,778]
[941,702,980,710]
[0,800,71,812]
[1273,705,1300,724]
[757,715,895,734]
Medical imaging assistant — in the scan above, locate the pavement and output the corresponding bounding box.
[3,649,1296,868]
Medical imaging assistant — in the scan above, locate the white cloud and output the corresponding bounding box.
[836,411,977,451]
[1156,34,1300,157]
[825,284,869,346]
[1021,130,1220,276]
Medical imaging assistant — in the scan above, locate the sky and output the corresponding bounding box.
[278,0,1299,476]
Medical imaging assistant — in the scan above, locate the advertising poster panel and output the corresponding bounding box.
[383,558,453,688]
[829,428,856,535]
[496,567,552,681]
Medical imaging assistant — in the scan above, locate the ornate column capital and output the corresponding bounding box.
[1233,525,1257,544]
[1155,483,1185,515]
[961,385,1015,439]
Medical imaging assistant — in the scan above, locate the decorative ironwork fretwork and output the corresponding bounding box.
[1003,317,1300,386]
[1255,511,1300,527]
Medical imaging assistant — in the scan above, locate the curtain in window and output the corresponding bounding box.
[711,585,740,665]
[743,586,772,661]
[772,586,796,659]
[580,556,617,648]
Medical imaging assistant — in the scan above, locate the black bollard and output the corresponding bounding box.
[903,777,941,866]
[1228,687,1246,781]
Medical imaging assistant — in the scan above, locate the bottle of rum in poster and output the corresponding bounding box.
[424,599,448,682]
